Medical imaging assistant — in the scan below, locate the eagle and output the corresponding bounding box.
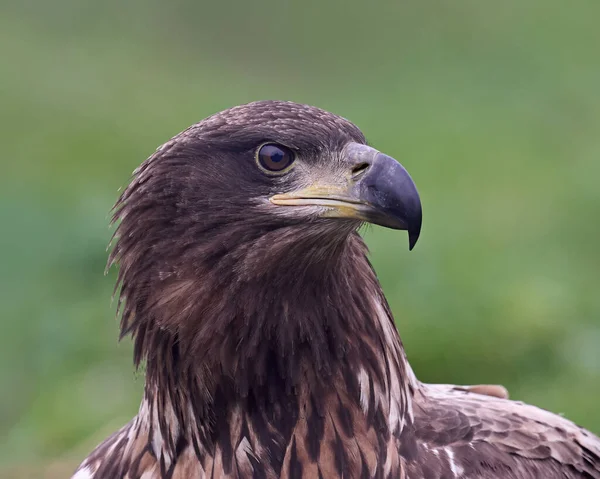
[73,101,600,478]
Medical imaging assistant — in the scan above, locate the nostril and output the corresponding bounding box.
[351,162,370,179]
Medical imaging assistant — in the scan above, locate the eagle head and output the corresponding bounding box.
[109,100,421,389]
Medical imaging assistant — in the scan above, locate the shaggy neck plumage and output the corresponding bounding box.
[112,215,417,459]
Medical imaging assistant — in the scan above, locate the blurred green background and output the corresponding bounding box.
[1,0,599,476]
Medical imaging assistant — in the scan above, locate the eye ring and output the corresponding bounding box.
[255,143,296,175]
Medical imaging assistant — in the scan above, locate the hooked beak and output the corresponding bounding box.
[269,143,422,250]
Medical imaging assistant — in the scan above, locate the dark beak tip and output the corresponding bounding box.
[408,225,421,251]
[408,231,419,251]
[407,202,423,251]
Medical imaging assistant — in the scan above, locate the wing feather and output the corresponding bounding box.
[408,384,600,478]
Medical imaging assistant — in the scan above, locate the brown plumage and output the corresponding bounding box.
[73,101,600,478]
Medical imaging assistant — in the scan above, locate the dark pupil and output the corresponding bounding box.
[260,144,291,171]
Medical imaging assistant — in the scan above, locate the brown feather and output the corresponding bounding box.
[73,101,600,479]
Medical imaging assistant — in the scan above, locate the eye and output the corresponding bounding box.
[256,143,295,174]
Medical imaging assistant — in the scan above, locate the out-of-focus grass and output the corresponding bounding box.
[1,0,599,475]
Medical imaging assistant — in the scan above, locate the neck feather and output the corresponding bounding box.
[114,226,417,464]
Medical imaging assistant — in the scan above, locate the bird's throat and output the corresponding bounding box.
[132,232,417,467]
